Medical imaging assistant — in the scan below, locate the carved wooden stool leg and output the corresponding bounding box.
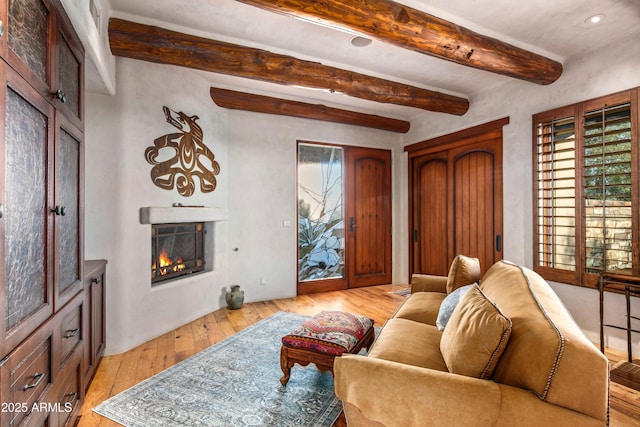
[280,346,291,386]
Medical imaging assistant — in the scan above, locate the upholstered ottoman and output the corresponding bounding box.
[280,311,374,386]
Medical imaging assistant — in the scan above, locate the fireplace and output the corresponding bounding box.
[151,222,205,284]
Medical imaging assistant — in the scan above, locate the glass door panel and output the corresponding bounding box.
[297,143,344,282]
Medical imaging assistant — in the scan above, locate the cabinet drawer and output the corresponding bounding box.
[0,331,53,427]
[59,301,82,368]
[55,359,82,427]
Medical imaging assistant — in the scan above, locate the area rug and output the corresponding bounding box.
[93,311,342,427]
[391,287,411,297]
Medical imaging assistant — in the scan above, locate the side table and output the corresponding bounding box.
[599,269,640,362]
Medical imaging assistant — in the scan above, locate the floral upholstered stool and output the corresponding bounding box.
[280,310,375,386]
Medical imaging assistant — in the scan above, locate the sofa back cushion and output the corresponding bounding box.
[446,254,481,294]
[480,261,609,422]
[440,284,512,379]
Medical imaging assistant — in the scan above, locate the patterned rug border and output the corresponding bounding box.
[93,311,342,427]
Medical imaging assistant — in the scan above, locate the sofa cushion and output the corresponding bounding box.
[440,284,512,379]
[446,254,481,294]
[367,318,448,371]
[480,261,609,421]
[436,284,474,330]
[393,292,447,325]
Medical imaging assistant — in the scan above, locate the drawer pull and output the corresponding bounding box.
[23,372,45,390]
[64,328,80,338]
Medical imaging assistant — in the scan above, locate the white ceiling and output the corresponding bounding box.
[106,0,640,120]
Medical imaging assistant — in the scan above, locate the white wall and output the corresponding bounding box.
[400,39,640,354]
[226,111,402,303]
[85,58,403,354]
[85,59,230,354]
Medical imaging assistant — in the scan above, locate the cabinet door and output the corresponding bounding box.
[83,261,105,388]
[53,113,83,310]
[53,9,83,127]
[0,65,54,355]
[2,0,54,97]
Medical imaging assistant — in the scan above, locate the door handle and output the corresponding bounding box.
[51,205,66,216]
[496,234,502,252]
[349,217,356,232]
[413,229,418,242]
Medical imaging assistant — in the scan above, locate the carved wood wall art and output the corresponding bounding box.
[145,106,220,196]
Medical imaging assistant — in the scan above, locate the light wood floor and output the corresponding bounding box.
[78,284,640,426]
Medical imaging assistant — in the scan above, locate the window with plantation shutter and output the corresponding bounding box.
[583,104,633,274]
[536,115,576,274]
[533,89,639,288]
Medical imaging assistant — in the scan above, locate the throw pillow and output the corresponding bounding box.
[440,284,512,379]
[436,284,473,331]
[446,254,481,294]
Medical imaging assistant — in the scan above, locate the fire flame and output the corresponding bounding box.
[153,249,186,276]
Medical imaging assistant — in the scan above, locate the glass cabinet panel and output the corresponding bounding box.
[57,32,81,119]
[4,86,49,330]
[56,128,80,295]
[8,0,50,83]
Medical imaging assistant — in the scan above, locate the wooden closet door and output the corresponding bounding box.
[409,127,504,278]
[411,153,449,276]
[450,139,503,275]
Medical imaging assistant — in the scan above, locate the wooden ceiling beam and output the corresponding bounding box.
[234,0,563,85]
[108,18,469,115]
[210,87,411,133]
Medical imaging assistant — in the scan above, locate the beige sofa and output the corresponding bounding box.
[334,257,610,426]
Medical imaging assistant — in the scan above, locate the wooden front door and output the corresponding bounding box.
[408,121,505,277]
[346,147,392,288]
[297,143,392,294]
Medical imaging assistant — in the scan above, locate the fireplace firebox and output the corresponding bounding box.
[151,222,205,284]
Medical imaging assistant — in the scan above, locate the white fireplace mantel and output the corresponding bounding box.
[140,206,228,224]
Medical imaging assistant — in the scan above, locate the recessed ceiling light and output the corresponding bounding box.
[585,14,605,24]
[350,36,372,47]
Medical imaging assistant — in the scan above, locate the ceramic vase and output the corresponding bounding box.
[226,285,244,310]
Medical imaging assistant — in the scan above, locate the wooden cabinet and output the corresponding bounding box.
[0,322,55,427]
[0,0,84,356]
[83,260,106,389]
[0,62,55,354]
[0,1,90,426]
[0,0,83,124]
[0,289,86,427]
